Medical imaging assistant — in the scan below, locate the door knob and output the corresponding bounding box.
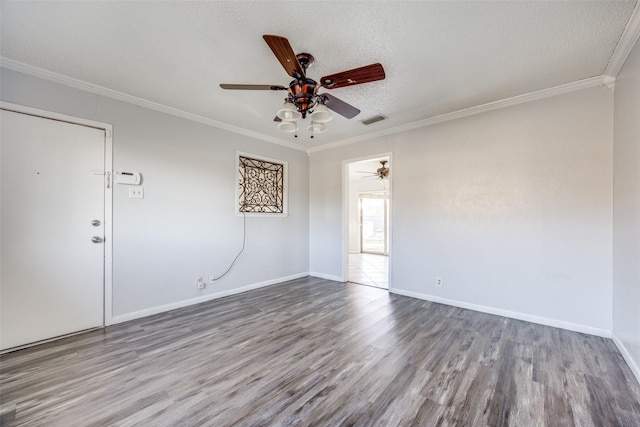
[91,236,104,243]
[91,219,101,227]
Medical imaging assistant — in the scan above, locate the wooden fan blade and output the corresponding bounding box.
[321,63,385,89]
[263,35,305,78]
[220,84,286,91]
[322,93,360,119]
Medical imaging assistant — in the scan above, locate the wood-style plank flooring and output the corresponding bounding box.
[1,277,640,426]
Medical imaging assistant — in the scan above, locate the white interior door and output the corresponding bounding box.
[1,109,106,350]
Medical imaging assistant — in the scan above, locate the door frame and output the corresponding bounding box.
[342,152,392,288]
[1,101,114,327]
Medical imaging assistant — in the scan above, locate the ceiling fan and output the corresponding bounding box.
[220,35,386,137]
[358,160,390,180]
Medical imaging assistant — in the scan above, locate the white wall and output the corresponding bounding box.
[612,36,640,380]
[310,85,614,333]
[1,68,309,320]
[2,64,622,341]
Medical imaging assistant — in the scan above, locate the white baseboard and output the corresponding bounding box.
[110,274,615,340]
[309,272,344,282]
[389,287,611,338]
[110,272,308,325]
[108,276,637,384]
[612,332,640,385]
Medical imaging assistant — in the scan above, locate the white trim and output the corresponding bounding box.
[103,124,114,326]
[0,100,111,131]
[2,58,609,157]
[111,272,308,324]
[309,272,344,282]
[0,101,115,327]
[389,286,611,338]
[309,76,605,153]
[602,76,616,92]
[235,151,289,217]
[0,58,307,153]
[612,332,640,385]
[605,3,640,77]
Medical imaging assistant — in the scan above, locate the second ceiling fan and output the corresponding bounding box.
[357,160,390,180]
[220,35,386,136]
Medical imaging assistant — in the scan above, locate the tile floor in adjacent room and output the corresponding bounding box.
[348,253,389,289]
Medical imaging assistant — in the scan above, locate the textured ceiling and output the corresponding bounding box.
[1,1,638,150]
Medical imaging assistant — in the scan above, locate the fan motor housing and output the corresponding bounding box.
[289,78,318,118]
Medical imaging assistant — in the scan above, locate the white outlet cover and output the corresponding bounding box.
[128,187,144,199]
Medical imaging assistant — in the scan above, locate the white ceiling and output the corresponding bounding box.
[1,1,638,151]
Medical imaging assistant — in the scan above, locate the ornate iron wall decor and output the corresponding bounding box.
[238,155,285,213]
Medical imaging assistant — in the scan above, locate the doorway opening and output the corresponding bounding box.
[345,155,391,290]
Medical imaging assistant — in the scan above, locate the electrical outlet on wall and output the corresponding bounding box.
[436,277,443,287]
[196,277,205,290]
[128,187,144,199]
[209,275,215,285]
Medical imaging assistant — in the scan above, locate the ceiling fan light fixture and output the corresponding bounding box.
[278,120,298,133]
[310,103,333,123]
[307,121,327,134]
[277,101,302,121]
[220,35,386,139]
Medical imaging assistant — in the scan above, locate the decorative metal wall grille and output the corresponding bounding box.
[238,155,285,213]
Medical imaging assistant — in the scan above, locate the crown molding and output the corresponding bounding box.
[308,75,605,153]
[605,2,640,78]
[0,58,307,152]
[0,56,617,156]
[602,75,616,92]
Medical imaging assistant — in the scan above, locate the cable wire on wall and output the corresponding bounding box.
[213,212,246,281]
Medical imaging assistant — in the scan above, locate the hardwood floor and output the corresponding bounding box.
[1,277,639,426]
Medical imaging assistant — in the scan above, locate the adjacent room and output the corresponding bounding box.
[1,2,639,425]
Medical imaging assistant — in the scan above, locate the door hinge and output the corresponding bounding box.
[106,171,111,188]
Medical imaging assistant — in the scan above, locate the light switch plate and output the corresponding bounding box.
[129,187,144,199]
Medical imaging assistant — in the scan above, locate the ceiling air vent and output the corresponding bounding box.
[360,115,387,125]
